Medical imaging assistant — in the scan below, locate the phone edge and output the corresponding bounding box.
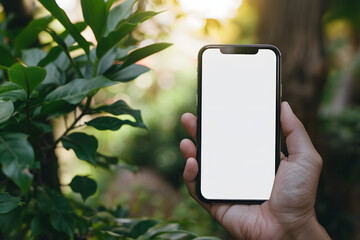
[196,44,281,204]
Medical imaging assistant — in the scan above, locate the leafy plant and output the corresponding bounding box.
[0,0,218,239]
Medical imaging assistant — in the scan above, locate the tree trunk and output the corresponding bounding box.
[256,0,327,144]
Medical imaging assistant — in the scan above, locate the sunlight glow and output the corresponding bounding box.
[55,0,78,12]
[178,0,242,20]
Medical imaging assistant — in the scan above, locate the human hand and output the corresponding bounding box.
[180,101,330,239]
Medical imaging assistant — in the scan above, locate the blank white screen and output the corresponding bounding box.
[201,48,276,200]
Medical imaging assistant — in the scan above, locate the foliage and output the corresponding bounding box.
[0,0,218,239]
[318,108,360,239]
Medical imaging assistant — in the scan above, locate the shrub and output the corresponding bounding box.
[0,0,218,239]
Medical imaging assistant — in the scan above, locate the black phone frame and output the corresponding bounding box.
[196,44,281,204]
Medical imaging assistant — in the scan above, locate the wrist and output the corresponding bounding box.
[282,215,330,240]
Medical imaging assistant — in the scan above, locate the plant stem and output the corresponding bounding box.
[65,50,84,79]
[52,96,92,148]
[25,99,30,132]
[93,58,99,78]
[23,68,31,133]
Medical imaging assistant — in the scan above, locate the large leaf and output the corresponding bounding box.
[96,22,137,59]
[41,63,65,87]
[97,11,159,58]
[0,207,22,237]
[193,237,221,240]
[62,132,98,165]
[105,0,118,9]
[105,0,137,35]
[45,28,84,78]
[97,99,145,124]
[0,90,26,102]
[0,192,21,214]
[69,175,97,201]
[37,187,75,238]
[81,0,108,40]
[104,63,150,82]
[120,43,172,70]
[44,76,116,105]
[14,16,53,51]
[129,219,160,238]
[31,215,52,237]
[0,133,34,194]
[38,0,90,54]
[0,101,14,123]
[22,48,46,67]
[0,82,23,94]
[38,46,63,67]
[0,82,26,101]
[39,22,87,67]
[127,11,159,24]
[8,63,46,95]
[86,116,145,131]
[40,100,76,119]
[0,44,16,67]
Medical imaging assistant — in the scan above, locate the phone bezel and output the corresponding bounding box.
[196,44,281,204]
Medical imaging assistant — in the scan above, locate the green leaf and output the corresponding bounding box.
[149,230,198,239]
[0,44,16,67]
[69,175,97,201]
[40,100,76,118]
[38,0,90,54]
[0,207,22,237]
[129,219,160,238]
[45,28,85,78]
[37,187,72,213]
[104,63,149,82]
[81,0,108,40]
[8,63,47,95]
[46,29,68,49]
[0,132,34,194]
[97,10,158,58]
[0,101,14,123]
[0,82,22,94]
[105,0,118,9]
[31,215,52,237]
[76,216,88,237]
[0,192,21,214]
[49,213,75,238]
[193,237,221,240]
[0,89,27,102]
[62,132,98,165]
[96,22,137,59]
[14,16,53,51]
[42,63,65,86]
[22,48,46,67]
[97,99,145,124]
[120,43,172,70]
[86,116,146,131]
[127,11,159,24]
[38,46,63,67]
[37,187,75,238]
[44,76,116,105]
[105,0,137,35]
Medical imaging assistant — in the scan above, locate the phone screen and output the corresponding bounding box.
[197,45,280,202]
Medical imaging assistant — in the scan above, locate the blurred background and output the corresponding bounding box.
[1,0,359,239]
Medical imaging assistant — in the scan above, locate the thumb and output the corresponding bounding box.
[280,101,317,156]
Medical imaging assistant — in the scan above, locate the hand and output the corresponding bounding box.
[180,102,330,239]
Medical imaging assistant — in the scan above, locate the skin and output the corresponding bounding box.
[180,101,331,240]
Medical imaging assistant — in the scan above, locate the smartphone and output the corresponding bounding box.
[197,44,281,204]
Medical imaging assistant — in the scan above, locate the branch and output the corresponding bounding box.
[52,97,92,148]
